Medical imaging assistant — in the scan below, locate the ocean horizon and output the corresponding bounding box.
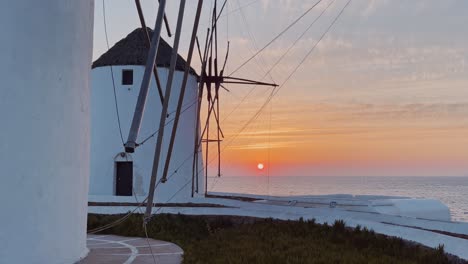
[208,176,468,222]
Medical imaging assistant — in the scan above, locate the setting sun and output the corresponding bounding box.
[257,163,264,170]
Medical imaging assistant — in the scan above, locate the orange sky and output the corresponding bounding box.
[205,97,468,176]
[93,0,468,177]
[196,1,468,177]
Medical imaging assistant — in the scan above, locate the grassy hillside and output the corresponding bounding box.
[88,213,463,264]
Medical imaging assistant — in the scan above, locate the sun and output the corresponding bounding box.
[257,163,264,170]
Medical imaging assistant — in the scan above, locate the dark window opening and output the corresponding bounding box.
[122,69,133,85]
[115,161,133,196]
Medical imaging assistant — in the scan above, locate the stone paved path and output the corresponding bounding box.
[80,234,183,264]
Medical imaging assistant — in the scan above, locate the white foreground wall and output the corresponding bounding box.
[0,1,94,263]
[90,66,204,202]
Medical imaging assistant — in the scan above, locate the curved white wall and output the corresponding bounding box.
[90,66,204,202]
[0,1,94,263]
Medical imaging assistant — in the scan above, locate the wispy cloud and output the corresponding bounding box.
[360,0,390,17]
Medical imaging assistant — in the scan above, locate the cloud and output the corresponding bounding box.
[361,0,390,17]
[291,102,468,126]
[316,36,353,52]
[227,140,310,150]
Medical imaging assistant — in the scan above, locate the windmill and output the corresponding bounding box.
[190,0,278,197]
[121,0,277,222]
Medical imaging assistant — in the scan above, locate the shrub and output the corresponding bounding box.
[87,214,456,264]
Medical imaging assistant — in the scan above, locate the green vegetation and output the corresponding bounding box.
[88,214,460,264]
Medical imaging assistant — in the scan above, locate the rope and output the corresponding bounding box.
[89,0,197,237]
[102,0,125,145]
[270,0,352,105]
[228,0,324,76]
[204,0,353,176]
[221,0,334,125]
[87,177,180,235]
[88,0,352,235]
[140,156,200,222]
[195,0,260,35]
[235,0,276,83]
[87,197,148,234]
[87,145,196,234]
[165,0,349,195]
[233,0,353,142]
[143,224,157,264]
[221,0,259,20]
[138,98,199,146]
[267,93,272,197]
[132,188,157,264]
[88,146,198,234]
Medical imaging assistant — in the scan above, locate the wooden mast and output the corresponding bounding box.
[144,0,186,222]
[124,0,167,153]
[161,0,204,184]
[134,0,165,104]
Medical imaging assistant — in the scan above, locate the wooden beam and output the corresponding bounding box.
[134,0,165,104]
[144,0,186,222]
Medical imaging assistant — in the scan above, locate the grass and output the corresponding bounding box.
[88,213,462,264]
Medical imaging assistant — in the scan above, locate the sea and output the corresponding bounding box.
[208,176,468,222]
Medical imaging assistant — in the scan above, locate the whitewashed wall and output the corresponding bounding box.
[90,65,205,202]
[0,1,94,263]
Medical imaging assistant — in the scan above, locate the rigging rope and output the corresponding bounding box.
[153,0,349,195]
[89,0,353,234]
[196,0,260,36]
[228,0,323,77]
[89,0,204,237]
[221,0,259,19]
[207,0,338,191]
[206,0,353,176]
[132,188,157,264]
[267,90,272,196]
[253,0,353,125]
[88,152,192,234]
[138,98,199,146]
[143,224,157,264]
[89,167,180,234]
[265,0,336,195]
[235,0,276,83]
[102,0,125,145]
[221,0,335,125]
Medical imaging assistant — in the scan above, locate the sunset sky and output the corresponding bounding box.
[93,0,468,177]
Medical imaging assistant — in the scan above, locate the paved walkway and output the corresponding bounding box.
[80,234,183,264]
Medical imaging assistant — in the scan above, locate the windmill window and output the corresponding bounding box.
[122,69,133,85]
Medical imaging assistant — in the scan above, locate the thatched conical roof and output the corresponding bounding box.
[92,27,197,76]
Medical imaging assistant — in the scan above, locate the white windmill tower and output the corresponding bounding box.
[89,28,205,202]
